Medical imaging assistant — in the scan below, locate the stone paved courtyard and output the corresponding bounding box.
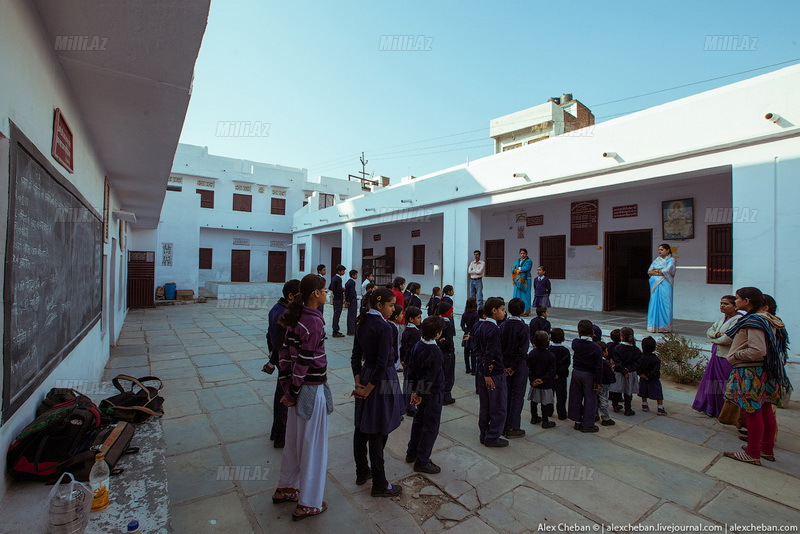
[110,301,800,533]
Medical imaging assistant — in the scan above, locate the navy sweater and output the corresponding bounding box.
[571,337,603,384]
[474,320,504,376]
[500,317,530,370]
[549,343,571,380]
[529,316,552,338]
[638,352,661,381]
[400,324,422,366]
[527,348,556,389]
[437,317,456,355]
[613,343,642,376]
[600,358,616,385]
[460,310,479,334]
[351,313,394,386]
[408,341,445,395]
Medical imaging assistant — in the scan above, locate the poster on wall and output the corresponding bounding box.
[662,198,694,240]
[570,200,598,246]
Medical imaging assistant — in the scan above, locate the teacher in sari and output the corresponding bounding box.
[647,244,676,333]
[692,295,740,417]
[511,248,533,316]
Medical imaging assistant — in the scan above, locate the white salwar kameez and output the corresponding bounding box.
[277,385,328,508]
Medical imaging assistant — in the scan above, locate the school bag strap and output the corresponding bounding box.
[100,375,165,423]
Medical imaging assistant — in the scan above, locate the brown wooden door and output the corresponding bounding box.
[268,251,287,283]
[331,247,342,269]
[231,249,250,282]
[361,248,373,272]
[603,230,651,311]
[127,251,155,308]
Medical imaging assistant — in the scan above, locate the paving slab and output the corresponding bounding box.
[516,451,657,524]
[209,403,270,443]
[171,491,256,533]
[202,383,263,411]
[165,446,235,504]
[163,413,220,455]
[641,414,717,444]
[223,436,281,496]
[191,352,235,367]
[186,344,226,356]
[699,486,800,526]
[613,425,718,471]
[639,502,719,528]
[164,389,203,419]
[706,458,800,508]
[198,363,248,382]
[478,485,597,533]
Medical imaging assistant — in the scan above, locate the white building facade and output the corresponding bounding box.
[293,65,800,338]
[153,144,363,295]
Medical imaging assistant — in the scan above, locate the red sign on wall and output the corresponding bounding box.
[526,215,543,226]
[612,204,638,218]
[52,108,74,173]
[373,234,381,241]
[570,200,598,246]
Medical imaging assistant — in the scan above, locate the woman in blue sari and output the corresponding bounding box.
[511,248,533,316]
[647,244,676,333]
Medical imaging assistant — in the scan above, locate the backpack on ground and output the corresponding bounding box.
[99,375,165,423]
[64,421,138,481]
[7,391,101,480]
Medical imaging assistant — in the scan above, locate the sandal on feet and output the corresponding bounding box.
[741,445,776,462]
[292,502,328,521]
[272,488,299,504]
[723,451,761,466]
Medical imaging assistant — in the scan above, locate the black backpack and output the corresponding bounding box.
[7,391,101,480]
[99,375,165,423]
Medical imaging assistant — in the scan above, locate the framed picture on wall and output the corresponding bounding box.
[662,198,694,240]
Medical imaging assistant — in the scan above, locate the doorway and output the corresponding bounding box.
[268,251,287,283]
[604,230,651,312]
[231,249,251,282]
[127,251,155,308]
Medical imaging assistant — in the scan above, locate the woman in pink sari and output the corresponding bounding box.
[692,295,740,417]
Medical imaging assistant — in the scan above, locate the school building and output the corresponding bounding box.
[147,144,363,301]
[0,0,209,501]
[292,65,800,337]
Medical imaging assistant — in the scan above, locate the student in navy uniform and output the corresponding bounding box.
[468,308,488,393]
[500,297,530,438]
[568,320,603,433]
[400,306,423,416]
[549,328,571,421]
[434,301,457,405]
[441,285,454,306]
[606,329,623,411]
[592,325,603,343]
[529,306,551,338]
[460,298,480,374]
[263,279,301,449]
[596,341,616,426]
[351,287,405,497]
[405,316,446,474]
[330,265,346,337]
[360,282,375,315]
[405,282,422,310]
[611,327,642,416]
[316,264,327,314]
[426,287,441,317]
[532,266,552,308]
[528,330,557,428]
[475,297,509,447]
[388,304,403,368]
[344,269,359,336]
[638,336,667,415]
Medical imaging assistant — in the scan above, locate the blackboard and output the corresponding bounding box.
[3,124,102,421]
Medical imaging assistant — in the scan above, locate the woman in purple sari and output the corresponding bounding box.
[692,295,741,417]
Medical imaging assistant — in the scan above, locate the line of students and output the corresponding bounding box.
[265,277,668,519]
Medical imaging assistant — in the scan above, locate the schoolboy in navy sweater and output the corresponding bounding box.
[460,298,480,374]
[400,307,423,416]
[607,329,622,410]
[611,327,642,416]
[441,285,454,306]
[568,320,604,433]
[435,301,457,405]
[475,297,509,447]
[344,269,359,336]
[529,306,551,338]
[500,298,530,438]
[527,330,557,428]
[405,316,446,474]
[549,328,571,421]
[596,341,616,426]
[330,265,346,337]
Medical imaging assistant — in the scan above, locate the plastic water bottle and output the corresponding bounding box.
[89,453,110,512]
[126,520,140,532]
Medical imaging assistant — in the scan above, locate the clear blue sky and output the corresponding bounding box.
[179,0,799,182]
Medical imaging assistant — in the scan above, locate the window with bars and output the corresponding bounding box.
[299,248,306,272]
[271,197,286,215]
[197,189,214,209]
[319,193,335,209]
[199,248,213,269]
[233,193,252,212]
[707,224,732,284]
[485,239,505,277]
[385,247,395,273]
[540,235,566,279]
[412,245,425,275]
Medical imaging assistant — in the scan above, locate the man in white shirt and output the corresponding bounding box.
[467,250,485,309]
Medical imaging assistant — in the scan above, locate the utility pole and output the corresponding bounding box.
[359,152,369,183]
